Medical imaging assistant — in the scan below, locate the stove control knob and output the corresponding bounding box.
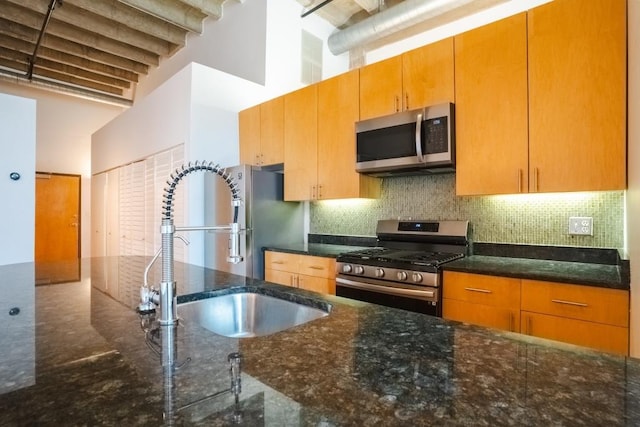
[397,271,408,281]
[375,268,385,278]
[354,266,365,275]
[412,273,423,283]
[342,264,352,273]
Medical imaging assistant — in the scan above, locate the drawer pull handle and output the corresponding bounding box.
[464,287,492,294]
[272,261,285,264]
[308,266,324,270]
[551,299,588,307]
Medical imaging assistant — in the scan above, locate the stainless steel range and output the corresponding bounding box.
[336,219,469,317]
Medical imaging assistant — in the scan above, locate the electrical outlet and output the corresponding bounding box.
[568,217,593,236]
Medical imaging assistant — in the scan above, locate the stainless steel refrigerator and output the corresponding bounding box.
[203,164,304,279]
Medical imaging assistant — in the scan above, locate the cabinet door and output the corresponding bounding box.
[443,271,521,332]
[444,299,520,332]
[521,311,628,356]
[528,0,626,192]
[454,13,529,196]
[359,56,402,120]
[265,269,296,287]
[297,274,336,295]
[284,85,318,201]
[239,104,261,165]
[402,37,454,110]
[317,70,380,200]
[260,97,285,166]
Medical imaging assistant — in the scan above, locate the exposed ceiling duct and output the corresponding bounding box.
[327,0,508,55]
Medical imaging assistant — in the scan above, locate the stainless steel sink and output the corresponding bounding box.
[178,291,330,338]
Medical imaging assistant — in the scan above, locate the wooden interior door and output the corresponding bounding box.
[35,173,81,284]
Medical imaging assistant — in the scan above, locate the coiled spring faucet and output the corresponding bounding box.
[139,161,243,325]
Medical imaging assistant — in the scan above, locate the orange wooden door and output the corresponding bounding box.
[35,173,80,262]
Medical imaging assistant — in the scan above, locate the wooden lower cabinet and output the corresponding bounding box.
[264,251,336,295]
[443,271,521,332]
[444,272,630,356]
[521,279,629,356]
[520,311,628,356]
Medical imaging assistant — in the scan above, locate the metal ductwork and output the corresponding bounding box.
[327,0,507,55]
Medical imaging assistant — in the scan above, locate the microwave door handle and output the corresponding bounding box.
[415,113,425,162]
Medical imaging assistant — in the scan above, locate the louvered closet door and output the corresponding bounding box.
[146,146,186,263]
[119,161,146,256]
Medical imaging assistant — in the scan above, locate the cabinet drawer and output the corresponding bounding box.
[299,255,335,279]
[443,298,520,332]
[264,251,298,273]
[521,280,629,327]
[443,271,520,309]
[521,311,628,356]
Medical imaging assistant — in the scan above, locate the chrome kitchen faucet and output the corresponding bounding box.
[138,161,243,325]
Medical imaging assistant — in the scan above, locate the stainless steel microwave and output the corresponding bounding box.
[355,103,455,176]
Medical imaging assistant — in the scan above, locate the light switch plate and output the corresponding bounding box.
[569,217,593,236]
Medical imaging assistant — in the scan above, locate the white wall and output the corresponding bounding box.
[627,0,640,357]
[0,83,123,259]
[92,66,192,174]
[135,0,267,99]
[0,93,35,265]
[92,63,263,266]
[136,0,349,105]
[263,0,349,98]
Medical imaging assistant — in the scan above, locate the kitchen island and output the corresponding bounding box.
[1,256,639,426]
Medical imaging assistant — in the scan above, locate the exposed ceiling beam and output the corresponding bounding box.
[0,45,131,89]
[353,0,382,13]
[0,17,149,75]
[178,0,226,19]
[0,67,133,107]
[117,0,208,33]
[63,0,188,47]
[4,0,173,55]
[2,2,159,66]
[0,57,124,95]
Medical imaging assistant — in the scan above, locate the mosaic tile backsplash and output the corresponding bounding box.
[310,174,625,249]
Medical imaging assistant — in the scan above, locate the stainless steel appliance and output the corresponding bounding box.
[336,219,469,316]
[355,103,455,176]
[204,164,304,280]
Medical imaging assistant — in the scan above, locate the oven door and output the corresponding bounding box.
[336,276,441,317]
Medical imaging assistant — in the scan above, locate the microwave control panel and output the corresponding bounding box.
[424,116,449,154]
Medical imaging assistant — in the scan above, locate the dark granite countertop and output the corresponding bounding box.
[266,237,630,290]
[2,256,639,426]
[444,255,628,290]
[262,242,371,258]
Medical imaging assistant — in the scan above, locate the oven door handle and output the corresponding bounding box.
[336,277,435,299]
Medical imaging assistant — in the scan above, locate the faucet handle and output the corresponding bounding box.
[138,287,158,314]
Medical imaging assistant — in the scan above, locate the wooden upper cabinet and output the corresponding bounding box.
[260,96,285,166]
[402,37,455,110]
[454,13,529,196]
[284,85,318,201]
[359,38,455,121]
[359,56,403,120]
[528,0,626,192]
[318,70,380,200]
[238,97,284,166]
[239,104,261,165]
